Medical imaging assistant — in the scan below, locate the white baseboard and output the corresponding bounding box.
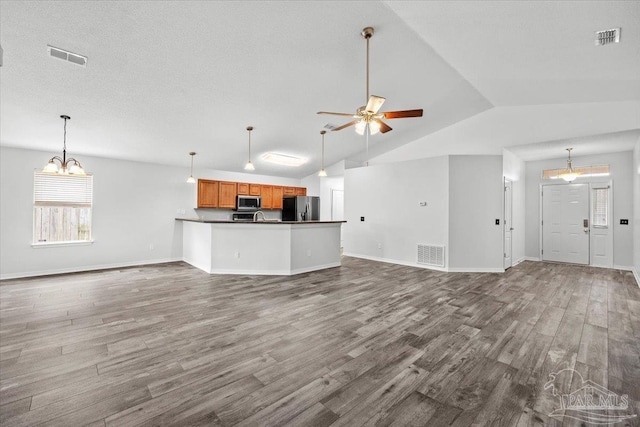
[612,265,634,272]
[0,257,183,281]
[447,267,505,273]
[524,256,541,262]
[512,257,526,267]
[206,262,342,276]
[343,253,504,273]
[342,253,448,272]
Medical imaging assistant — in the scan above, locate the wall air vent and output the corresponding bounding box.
[47,45,87,67]
[595,28,620,46]
[417,244,444,267]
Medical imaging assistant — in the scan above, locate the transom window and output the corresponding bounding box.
[33,171,93,244]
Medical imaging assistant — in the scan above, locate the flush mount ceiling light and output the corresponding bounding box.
[262,152,307,167]
[318,130,327,177]
[187,152,196,183]
[43,115,86,175]
[244,126,255,171]
[317,27,423,136]
[558,148,581,182]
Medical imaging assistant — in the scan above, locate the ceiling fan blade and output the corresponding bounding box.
[365,95,386,113]
[317,111,355,117]
[331,120,359,131]
[375,119,392,133]
[383,109,424,119]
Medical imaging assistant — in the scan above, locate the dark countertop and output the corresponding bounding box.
[175,218,346,224]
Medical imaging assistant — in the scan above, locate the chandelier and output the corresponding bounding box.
[43,115,86,175]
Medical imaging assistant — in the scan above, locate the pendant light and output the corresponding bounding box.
[244,126,255,171]
[186,152,196,183]
[558,148,580,182]
[43,115,86,175]
[318,130,327,177]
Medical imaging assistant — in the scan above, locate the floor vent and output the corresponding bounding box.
[595,28,620,46]
[417,244,444,267]
[47,45,87,67]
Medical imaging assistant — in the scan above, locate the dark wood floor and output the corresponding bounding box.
[1,258,639,426]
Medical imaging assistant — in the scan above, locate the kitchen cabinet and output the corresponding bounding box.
[237,183,249,195]
[218,182,237,208]
[272,186,284,209]
[197,180,219,208]
[249,184,261,196]
[196,180,305,209]
[261,185,273,209]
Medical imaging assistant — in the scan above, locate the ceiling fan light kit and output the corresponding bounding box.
[317,26,423,136]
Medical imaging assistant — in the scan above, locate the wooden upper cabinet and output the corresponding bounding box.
[272,186,284,210]
[196,180,306,209]
[261,185,273,209]
[249,184,261,196]
[237,183,249,195]
[218,181,237,208]
[197,179,219,208]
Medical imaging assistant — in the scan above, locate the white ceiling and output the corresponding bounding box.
[1,1,639,178]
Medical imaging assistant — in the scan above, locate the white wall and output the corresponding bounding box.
[343,156,449,269]
[301,160,345,221]
[634,138,640,282]
[448,155,504,271]
[503,149,526,265]
[524,151,634,269]
[0,147,300,279]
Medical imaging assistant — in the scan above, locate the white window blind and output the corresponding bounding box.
[34,172,93,206]
[593,187,608,227]
[33,172,93,244]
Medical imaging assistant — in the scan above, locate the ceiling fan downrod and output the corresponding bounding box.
[361,27,374,104]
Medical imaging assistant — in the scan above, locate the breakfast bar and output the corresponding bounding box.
[177,219,344,275]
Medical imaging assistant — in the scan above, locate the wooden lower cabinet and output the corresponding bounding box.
[218,182,237,208]
[197,180,219,208]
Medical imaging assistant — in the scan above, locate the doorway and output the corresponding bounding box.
[541,183,590,265]
[503,179,513,270]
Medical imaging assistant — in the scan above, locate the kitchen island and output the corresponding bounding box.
[177,219,345,275]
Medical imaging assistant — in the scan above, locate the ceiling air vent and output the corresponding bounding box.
[595,28,620,46]
[323,123,336,130]
[47,45,87,67]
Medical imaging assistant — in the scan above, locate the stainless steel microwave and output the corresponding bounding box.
[236,195,261,211]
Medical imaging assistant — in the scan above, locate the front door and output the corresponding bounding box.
[504,179,513,269]
[542,184,589,264]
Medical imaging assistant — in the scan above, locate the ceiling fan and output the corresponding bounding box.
[318,27,423,136]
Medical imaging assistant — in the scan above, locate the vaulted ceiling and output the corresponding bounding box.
[1,1,638,177]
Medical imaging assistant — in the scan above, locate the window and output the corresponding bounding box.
[33,172,93,244]
[592,187,609,228]
[542,164,609,180]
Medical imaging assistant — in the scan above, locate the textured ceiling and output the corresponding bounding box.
[1,1,639,178]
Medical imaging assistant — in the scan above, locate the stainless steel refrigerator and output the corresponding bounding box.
[282,196,320,221]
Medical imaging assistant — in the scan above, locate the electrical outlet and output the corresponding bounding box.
[149,243,155,251]
[235,251,240,258]
[306,249,312,257]
[377,243,382,249]
[176,208,186,215]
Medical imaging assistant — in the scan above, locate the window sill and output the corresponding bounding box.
[31,240,94,249]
